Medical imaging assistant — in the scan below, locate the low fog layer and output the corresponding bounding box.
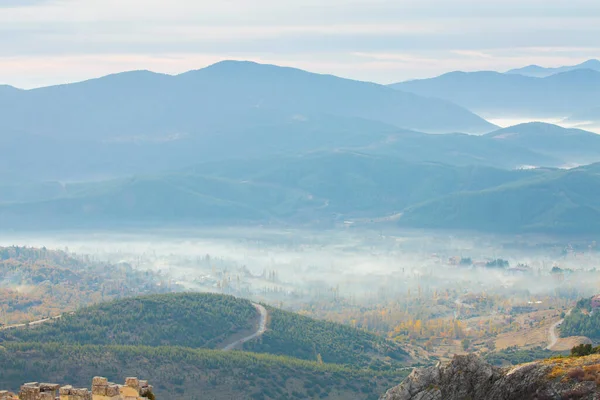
[1,228,597,310]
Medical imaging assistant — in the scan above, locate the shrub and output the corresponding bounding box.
[566,367,585,382]
[570,344,593,357]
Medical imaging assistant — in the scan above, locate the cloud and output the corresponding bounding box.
[0,0,52,7]
[2,0,600,87]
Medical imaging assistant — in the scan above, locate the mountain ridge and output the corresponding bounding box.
[390,68,600,117]
[506,59,600,77]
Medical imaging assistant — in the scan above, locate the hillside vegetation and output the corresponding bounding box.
[3,154,600,234]
[1,293,256,349]
[244,306,408,367]
[0,153,546,230]
[485,122,600,164]
[0,343,408,400]
[561,297,600,339]
[398,164,600,234]
[0,246,171,325]
[1,293,408,369]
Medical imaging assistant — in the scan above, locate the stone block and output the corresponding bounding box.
[40,383,60,391]
[105,385,120,397]
[125,378,139,388]
[59,385,73,395]
[19,384,41,400]
[92,377,108,387]
[92,385,107,396]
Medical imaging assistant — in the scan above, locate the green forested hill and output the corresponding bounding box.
[1,293,408,369]
[244,306,408,367]
[0,293,412,399]
[4,153,599,235]
[1,293,257,348]
[0,343,408,400]
[398,165,600,234]
[561,297,600,339]
[0,153,542,229]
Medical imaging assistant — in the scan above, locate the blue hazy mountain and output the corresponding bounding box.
[0,120,560,182]
[567,106,600,128]
[485,122,600,165]
[506,59,600,78]
[0,61,503,181]
[390,69,600,116]
[1,150,598,234]
[0,152,556,232]
[398,163,600,234]
[0,60,494,141]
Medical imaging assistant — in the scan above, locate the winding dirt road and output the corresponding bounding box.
[546,309,573,350]
[222,303,268,351]
[0,315,62,331]
[546,319,563,350]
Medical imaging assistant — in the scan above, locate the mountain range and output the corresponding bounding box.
[506,59,600,78]
[2,147,600,234]
[391,69,600,118]
[0,61,498,179]
[399,163,600,234]
[2,61,600,235]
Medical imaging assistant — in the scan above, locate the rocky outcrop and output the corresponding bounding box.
[382,354,600,400]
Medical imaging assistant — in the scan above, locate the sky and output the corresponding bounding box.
[2,0,600,88]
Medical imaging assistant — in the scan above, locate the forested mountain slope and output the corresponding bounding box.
[561,297,600,339]
[0,343,407,400]
[0,153,544,229]
[398,163,600,234]
[1,292,408,368]
[0,246,171,325]
[244,306,408,367]
[485,122,600,164]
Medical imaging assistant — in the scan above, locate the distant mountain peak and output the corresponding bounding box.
[0,84,21,92]
[506,59,600,77]
[580,59,600,67]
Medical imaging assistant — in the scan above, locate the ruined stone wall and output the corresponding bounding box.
[0,390,19,400]
[2,377,154,400]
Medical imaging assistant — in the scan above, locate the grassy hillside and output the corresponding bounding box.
[398,164,600,234]
[0,343,408,400]
[244,306,408,367]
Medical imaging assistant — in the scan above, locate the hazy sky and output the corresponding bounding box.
[2,0,600,88]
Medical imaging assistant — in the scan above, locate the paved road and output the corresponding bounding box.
[222,303,268,351]
[0,315,62,331]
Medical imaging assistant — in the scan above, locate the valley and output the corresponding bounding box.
[2,22,600,397]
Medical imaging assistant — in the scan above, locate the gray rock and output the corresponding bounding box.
[381,354,600,400]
